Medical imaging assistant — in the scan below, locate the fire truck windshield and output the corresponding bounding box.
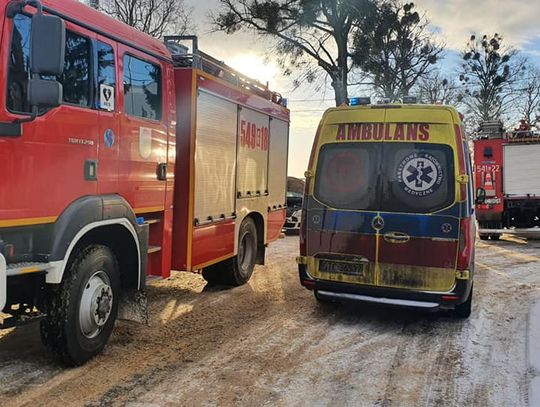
[314,142,455,214]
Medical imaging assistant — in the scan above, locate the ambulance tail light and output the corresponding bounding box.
[457,218,473,270]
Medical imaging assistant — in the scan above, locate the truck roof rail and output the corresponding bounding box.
[164,35,286,106]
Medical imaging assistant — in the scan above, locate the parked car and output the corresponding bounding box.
[284,192,303,234]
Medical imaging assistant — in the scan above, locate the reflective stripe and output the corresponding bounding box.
[0,254,6,311]
[317,290,440,309]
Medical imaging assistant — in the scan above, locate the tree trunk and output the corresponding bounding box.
[331,74,349,106]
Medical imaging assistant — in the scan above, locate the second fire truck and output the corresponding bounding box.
[474,120,540,239]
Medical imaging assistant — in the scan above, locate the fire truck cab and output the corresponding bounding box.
[0,0,289,365]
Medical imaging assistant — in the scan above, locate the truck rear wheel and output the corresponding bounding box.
[202,218,258,286]
[40,245,120,366]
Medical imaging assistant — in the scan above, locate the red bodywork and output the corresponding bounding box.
[0,0,288,280]
[473,138,505,222]
[171,69,289,271]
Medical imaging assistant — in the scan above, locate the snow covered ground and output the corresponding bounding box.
[0,235,539,406]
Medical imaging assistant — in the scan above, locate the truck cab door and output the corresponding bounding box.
[117,44,168,214]
[95,37,119,194]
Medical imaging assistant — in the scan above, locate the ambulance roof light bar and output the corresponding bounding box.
[402,96,417,104]
[349,97,371,106]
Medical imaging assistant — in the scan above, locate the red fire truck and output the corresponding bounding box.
[0,0,289,365]
[474,121,540,239]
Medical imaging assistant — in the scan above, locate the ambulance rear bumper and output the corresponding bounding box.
[0,254,6,311]
[298,264,472,310]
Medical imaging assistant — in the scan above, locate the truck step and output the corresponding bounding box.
[147,246,162,254]
[0,310,46,329]
[6,262,48,276]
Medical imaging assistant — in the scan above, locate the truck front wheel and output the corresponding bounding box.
[40,245,120,366]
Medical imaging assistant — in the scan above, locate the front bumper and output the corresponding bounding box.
[299,264,472,311]
[0,254,6,311]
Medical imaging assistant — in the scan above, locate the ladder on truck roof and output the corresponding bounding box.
[164,35,286,106]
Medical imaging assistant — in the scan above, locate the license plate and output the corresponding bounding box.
[319,260,364,276]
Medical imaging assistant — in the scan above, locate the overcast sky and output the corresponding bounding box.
[184,0,540,178]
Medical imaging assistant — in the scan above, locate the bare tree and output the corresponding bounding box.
[213,0,378,106]
[416,70,458,105]
[352,2,443,101]
[519,67,540,128]
[458,33,526,126]
[100,0,194,38]
[89,0,100,9]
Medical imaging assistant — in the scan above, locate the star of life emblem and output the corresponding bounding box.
[397,152,444,197]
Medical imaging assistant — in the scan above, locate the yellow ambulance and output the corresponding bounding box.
[297,100,476,317]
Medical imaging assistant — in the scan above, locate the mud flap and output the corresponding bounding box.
[118,289,148,324]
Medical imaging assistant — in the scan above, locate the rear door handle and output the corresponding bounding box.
[383,232,410,243]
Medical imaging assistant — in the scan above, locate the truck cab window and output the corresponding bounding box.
[97,42,115,87]
[61,33,91,107]
[97,41,115,110]
[6,14,91,113]
[123,54,162,120]
[7,14,31,113]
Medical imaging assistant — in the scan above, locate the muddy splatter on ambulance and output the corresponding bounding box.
[297,101,476,317]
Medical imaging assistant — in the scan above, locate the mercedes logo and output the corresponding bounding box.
[372,216,385,231]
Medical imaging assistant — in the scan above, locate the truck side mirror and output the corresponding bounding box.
[28,79,63,107]
[28,11,65,109]
[475,187,487,205]
[30,12,65,76]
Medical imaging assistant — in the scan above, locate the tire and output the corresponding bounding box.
[314,290,334,304]
[479,234,489,241]
[208,218,257,286]
[454,284,473,319]
[201,264,221,285]
[490,234,501,241]
[40,245,120,366]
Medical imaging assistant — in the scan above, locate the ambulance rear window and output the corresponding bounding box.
[314,143,378,211]
[314,142,455,214]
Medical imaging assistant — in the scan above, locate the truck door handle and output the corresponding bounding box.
[383,232,410,243]
[157,163,167,181]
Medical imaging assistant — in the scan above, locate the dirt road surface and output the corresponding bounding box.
[1,236,539,407]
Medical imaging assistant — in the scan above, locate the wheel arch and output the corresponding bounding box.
[46,195,147,290]
[67,224,143,291]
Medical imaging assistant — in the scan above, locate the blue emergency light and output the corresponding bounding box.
[349,97,371,106]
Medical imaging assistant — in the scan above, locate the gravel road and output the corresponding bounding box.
[1,235,539,407]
